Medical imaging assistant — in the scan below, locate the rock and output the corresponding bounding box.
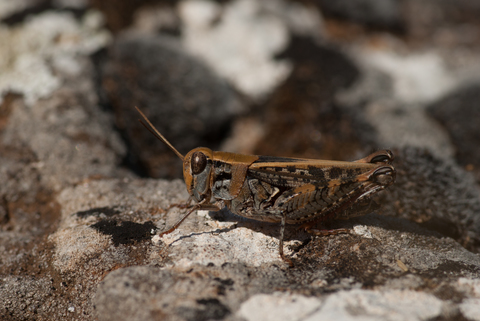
[315,0,404,31]
[42,174,480,320]
[0,10,111,106]
[89,188,480,321]
[0,276,57,320]
[0,9,131,320]
[254,36,373,162]
[2,1,480,321]
[4,173,480,320]
[0,0,49,21]
[427,83,480,174]
[379,147,480,253]
[89,0,160,33]
[2,89,128,191]
[352,50,457,105]
[402,0,480,45]
[337,50,456,159]
[239,290,444,321]
[101,32,241,178]
[178,0,294,100]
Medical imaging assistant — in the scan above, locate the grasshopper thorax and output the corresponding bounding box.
[183,147,214,202]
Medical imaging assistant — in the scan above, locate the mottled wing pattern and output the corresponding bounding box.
[247,155,377,189]
[272,181,373,224]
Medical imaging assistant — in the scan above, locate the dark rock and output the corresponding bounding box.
[255,36,376,161]
[0,0,51,24]
[89,0,170,33]
[101,33,240,178]
[314,0,404,31]
[403,0,480,44]
[427,83,480,177]
[378,147,480,253]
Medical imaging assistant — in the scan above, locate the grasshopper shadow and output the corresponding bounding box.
[207,207,308,243]
[165,207,447,249]
[207,208,447,242]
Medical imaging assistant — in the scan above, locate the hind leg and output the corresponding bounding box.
[278,213,294,267]
[301,220,350,236]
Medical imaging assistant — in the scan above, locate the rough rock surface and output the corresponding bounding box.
[1,1,480,321]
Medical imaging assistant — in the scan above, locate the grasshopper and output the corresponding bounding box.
[135,107,395,265]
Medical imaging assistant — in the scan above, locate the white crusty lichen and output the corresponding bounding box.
[178,0,293,101]
[0,10,111,106]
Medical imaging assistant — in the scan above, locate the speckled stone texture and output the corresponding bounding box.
[2,1,480,321]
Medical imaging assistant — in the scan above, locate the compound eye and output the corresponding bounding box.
[191,151,207,175]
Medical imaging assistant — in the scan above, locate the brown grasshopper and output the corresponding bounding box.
[135,107,395,265]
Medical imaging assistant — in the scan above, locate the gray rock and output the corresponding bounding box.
[379,147,480,253]
[0,0,48,21]
[315,0,404,31]
[3,172,480,320]
[0,276,56,319]
[2,2,480,321]
[88,186,480,321]
[427,83,480,173]
[402,0,480,44]
[0,10,111,106]
[178,0,293,100]
[0,9,131,321]
[338,51,457,159]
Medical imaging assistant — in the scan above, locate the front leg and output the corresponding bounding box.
[159,201,222,237]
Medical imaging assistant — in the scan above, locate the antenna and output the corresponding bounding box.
[135,106,184,161]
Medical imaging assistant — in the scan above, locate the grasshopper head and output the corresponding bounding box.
[135,107,216,203]
[135,107,217,203]
[183,147,214,202]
